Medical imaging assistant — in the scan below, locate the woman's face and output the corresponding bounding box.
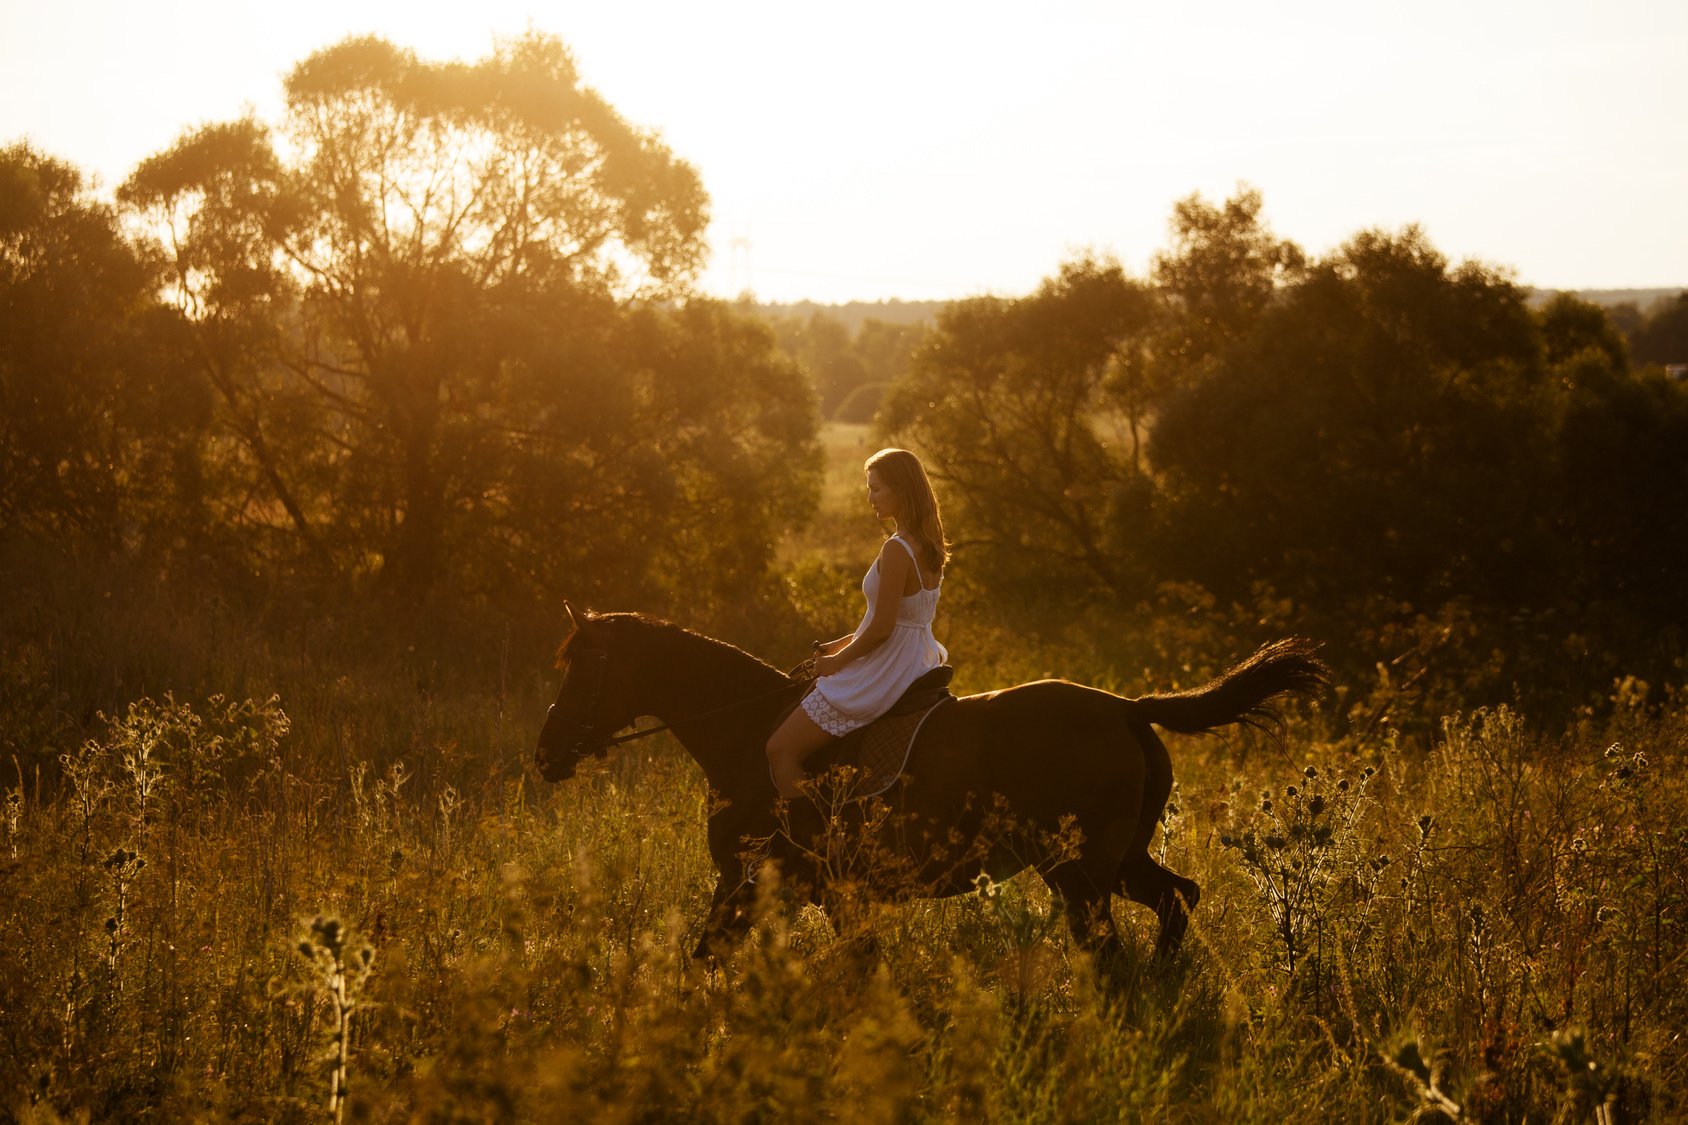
[866,469,902,522]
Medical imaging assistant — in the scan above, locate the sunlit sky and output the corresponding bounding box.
[3,0,1685,304]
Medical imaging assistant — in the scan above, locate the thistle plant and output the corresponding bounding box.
[103,846,145,982]
[1384,1031,1464,1123]
[1157,781,1184,866]
[59,741,111,866]
[297,915,376,1124]
[118,723,166,851]
[1220,764,1374,984]
[436,782,462,857]
[967,870,1071,1003]
[350,759,411,844]
[1547,1028,1622,1125]
[5,774,21,860]
[1600,741,1666,984]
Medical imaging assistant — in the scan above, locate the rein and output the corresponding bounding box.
[603,674,811,747]
[557,650,817,756]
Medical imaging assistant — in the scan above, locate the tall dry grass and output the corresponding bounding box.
[4,432,1686,1121]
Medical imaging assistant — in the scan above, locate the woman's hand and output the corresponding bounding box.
[810,634,852,673]
[814,652,847,677]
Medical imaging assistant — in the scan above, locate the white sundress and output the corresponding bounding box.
[801,534,948,736]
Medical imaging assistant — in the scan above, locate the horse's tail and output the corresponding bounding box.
[1126,638,1328,737]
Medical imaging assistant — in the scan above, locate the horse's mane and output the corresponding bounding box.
[559,610,791,686]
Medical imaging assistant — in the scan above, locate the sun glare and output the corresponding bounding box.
[2,0,1685,300]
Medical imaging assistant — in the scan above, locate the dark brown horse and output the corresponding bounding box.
[536,607,1327,964]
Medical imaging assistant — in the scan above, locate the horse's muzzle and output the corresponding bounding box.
[535,705,579,782]
[537,704,611,782]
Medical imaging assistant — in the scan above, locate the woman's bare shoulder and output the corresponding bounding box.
[877,537,913,567]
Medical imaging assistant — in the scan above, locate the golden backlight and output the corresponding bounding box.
[2,0,1685,302]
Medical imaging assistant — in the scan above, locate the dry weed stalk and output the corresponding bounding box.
[296,915,376,1124]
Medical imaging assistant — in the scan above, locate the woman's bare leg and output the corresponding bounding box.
[765,706,835,798]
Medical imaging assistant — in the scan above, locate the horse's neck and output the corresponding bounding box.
[637,625,782,706]
[632,623,790,784]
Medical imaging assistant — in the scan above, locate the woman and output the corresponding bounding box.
[766,447,949,798]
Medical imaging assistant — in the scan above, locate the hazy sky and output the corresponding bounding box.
[3,0,1684,303]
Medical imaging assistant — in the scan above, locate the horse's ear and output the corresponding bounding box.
[563,601,599,639]
[556,601,587,668]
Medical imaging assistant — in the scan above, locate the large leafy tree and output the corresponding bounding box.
[878,192,1296,606]
[1630,291,1688,368]
[1151,186,1305,376]
[1537,292,1629,374]
[881,197,1647,620]
[880,256,1158,601]
[120,33,816,604]
[118,119,321,565]
[1151,226,1549,606]
[0,144,183,544]
[478,287,820,613]
[1544,296,1688,618]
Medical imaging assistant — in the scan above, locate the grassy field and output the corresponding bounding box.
[3,428,1686,1122]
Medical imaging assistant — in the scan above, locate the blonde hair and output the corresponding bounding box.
[865,448,948,579]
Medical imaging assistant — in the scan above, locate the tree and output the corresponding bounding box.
[286,33,708,595]
[1554,363,1688,618]
[760,309,926,424]
[0,144,171,544]
[880,256,1158,601]
[873,191,1685,680]
[480,290,820,613]
[879,213,1310,606]
[843,319,923,423]
[119,119,325,566]
[1630,291,1688,367]
[1537,292,1628,375]
[1149,226,1551,607]
[1544,295,1688,619]
[766,310,867,420]
[1151,186,1305,372]
[119,33,815,606]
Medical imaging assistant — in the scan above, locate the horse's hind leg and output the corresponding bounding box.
[1118,852,1200,959]
[1045,858,1128,975]
[1119,720,1199,958]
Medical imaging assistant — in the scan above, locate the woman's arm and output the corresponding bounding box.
[815,542,912,676]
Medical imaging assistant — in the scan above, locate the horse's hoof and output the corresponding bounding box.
[1154,921,1193,962]
[692,931,742,964]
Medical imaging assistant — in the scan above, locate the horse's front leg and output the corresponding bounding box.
[693,871,756,961]
[693,801,773,961]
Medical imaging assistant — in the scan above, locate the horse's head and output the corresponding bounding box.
[536,604,641,783]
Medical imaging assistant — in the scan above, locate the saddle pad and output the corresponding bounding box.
[836,697,952,801]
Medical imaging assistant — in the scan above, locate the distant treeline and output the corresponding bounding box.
[758,300,949,335]
[753,308,926,423]
[1534,286,1683,314]
[1589,291,1688,368]
[756,290,1687,427]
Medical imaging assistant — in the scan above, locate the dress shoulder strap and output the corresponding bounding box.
[888,534,924,588]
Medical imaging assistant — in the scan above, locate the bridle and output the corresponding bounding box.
[548,647,616,760]
[547,646,817,760]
